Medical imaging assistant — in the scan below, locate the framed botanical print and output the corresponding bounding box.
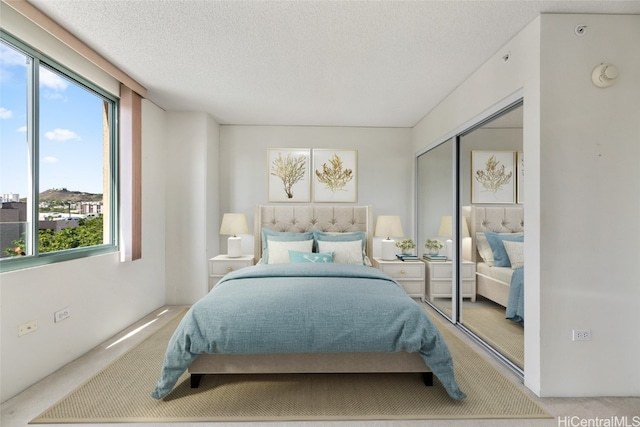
[267,148,311,202]
[312,149,357,203]
[471,150,516,204]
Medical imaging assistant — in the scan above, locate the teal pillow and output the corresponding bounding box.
[289,250,334,263]
[261,229,315,263]
[484,232,524,268]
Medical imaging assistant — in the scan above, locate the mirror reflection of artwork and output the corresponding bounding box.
[312,149,357,202]
[268,148,311,202]
[471,151,515,204]
[517,151,524,204]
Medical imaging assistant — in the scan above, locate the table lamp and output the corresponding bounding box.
[374,215,403,261]
[220,213,249,258]
[438,215,470,260]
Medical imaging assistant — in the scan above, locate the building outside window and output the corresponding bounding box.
[0,33,118,271]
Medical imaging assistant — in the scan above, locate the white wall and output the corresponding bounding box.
[537,14,640,397]
[0,100,168,402]
[219,126,414,257]
[164,112,220,305]
[413,14,640,397]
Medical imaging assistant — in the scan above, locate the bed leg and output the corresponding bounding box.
[422,372,433,387]
[190,374,203,388]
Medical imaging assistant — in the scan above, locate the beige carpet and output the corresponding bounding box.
[32,309,548,423]
[460,303,525,369]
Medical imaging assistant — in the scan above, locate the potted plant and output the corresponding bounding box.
[395,239,416,255]
[424,239,443,255]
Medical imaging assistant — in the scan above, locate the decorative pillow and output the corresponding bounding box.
[265,239,313,264]
[317,240,364,264]
[475,232,495,266]
[288,250,334,263]
[261,229,315,263]
[502,240,524,270]
[314,231,366,254]
[484,232,524,268]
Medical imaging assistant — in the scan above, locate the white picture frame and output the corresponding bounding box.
[471,150,516,204]
[267,148,311,202]
[312,149,357,203]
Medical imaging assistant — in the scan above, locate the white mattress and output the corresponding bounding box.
[476,262,513,285]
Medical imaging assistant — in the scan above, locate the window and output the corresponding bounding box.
[0,33,118,271]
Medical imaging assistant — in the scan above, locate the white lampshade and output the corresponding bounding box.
[437,216,453,238]
[437,215,470,238]
[438,216,470,260]
[374,215,403,239]
[375,216,403,261]
[220,213,249,258]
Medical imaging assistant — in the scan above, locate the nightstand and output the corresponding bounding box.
[424,260,476,303]
[208,254,254,290]
[372,257,425,299]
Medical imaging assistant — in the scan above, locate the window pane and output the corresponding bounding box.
[0,41,31,258]
[37,64,110,253]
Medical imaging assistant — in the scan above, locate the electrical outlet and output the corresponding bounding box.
[572,329,591,341]
[18,320,38,336]
[54,307,71,323]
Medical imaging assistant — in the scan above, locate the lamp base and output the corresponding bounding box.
[446,239,453,261]
[381,239,396,261]
[228,236,242,258]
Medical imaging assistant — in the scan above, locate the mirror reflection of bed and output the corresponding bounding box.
[462,206,524,370]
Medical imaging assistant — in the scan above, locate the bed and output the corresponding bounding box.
[152,205,466,401]
[464,206,524,324]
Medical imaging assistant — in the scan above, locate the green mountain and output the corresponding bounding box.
[33,188,103,203]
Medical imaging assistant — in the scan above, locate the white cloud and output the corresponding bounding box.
[39,68,68,91]
[0,44,26,67]
[43,156,59,164]
[43,92,65,101]
[44,128,80,141]
[17,126,27,133]
[0,107,12,119]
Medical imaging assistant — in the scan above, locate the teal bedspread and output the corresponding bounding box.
[506,267,524,325]
[152,263,466,400]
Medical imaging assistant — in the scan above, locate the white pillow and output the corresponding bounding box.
[317,240,363,264]
[475,232,495,266]
[267,240,313,264]
[502,240,524,269]
[476,231,523,267]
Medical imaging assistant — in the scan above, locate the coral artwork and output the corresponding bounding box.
[270,152,306,199]
[315,154,353,193]
[471,151,515,204]
[268,148,310,202]
[475,155,513,193]
[312,149,357,202]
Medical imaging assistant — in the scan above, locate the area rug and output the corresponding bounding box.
[31,308,549,423]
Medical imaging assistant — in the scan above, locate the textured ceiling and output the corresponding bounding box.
[27,0,640,128]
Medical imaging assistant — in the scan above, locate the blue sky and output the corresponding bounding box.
[1,41,106,198]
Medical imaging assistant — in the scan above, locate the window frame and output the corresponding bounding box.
[0,30,119,272]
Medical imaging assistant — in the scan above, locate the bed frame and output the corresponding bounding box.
[189,205,433,388]
[463,206,524,307]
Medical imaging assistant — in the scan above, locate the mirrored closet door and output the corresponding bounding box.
[417,101,524,373]
[458,103,524,372]
[416,138,455,322]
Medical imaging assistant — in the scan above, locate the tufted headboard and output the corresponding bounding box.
[462,206,524,262]
[254,205,373,261]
